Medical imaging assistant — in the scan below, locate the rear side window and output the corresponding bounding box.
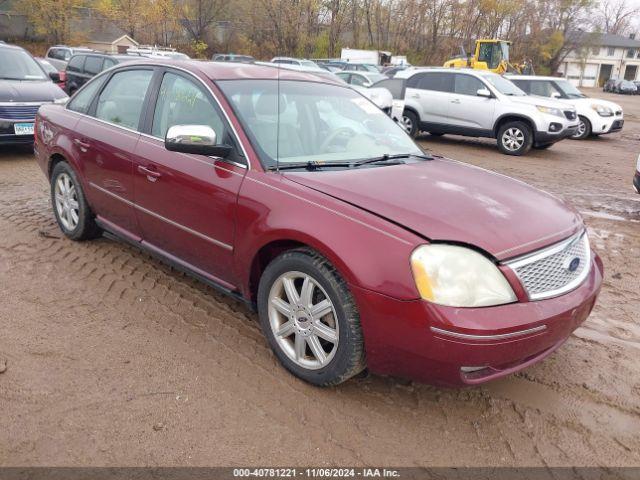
[103,58,117,70]
[67,55,84,73]
[95,69,154,130]
[84,56,104,75]
[453,74,485,95]
[67,75,108,114]
[408,72,453,92]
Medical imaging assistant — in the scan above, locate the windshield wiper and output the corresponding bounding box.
[352,152,432,166]
[266,160,353,171]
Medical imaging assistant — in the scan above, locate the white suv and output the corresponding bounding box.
[395,68,579,156]
[508,75,624,140]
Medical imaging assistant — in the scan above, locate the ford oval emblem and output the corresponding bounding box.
[567,257,581,272]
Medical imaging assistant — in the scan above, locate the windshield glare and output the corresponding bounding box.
[219,80,421,168]
[484,74,526,96]
[0,49,47,81]
[554,80,586,98]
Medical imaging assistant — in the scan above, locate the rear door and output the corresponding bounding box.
[81,55,104,88]
[405,71,453,128]
[132,68,246,286]
[72,67,155,237]
[65,55,85,94]
[447,73,495,133]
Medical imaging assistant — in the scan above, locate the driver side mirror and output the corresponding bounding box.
[165,125,232,158]
[476,88,492,98]
[551,92,561,99]
[49,71,60,82]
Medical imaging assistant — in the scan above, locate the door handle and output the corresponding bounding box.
[451,99,461,104]
[137,165,161,182]
[410,93,420,99]
[74,138,90,152]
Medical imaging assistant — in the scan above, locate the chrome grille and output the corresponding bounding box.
[505,231,591,300]
[0,104,41,121]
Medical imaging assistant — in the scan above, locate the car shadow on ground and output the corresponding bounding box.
[0,145,34,160]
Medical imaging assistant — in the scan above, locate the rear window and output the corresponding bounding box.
[84,56,103,75]
[67,55,85,73]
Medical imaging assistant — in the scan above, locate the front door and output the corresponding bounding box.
[132,69,246,287]
[447,73,495,133]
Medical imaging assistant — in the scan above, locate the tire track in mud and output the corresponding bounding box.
[1,156,640,466]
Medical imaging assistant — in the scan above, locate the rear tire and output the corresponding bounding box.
[401,110,419,138]
[50,161,101,241]
[571,116,592,140]
[496,121,533,156]
[257,248,366,386]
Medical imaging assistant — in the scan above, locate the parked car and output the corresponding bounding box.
[371,77,406,123]
[65,53,150,95]
[45,45,94,71]
[270,57,318,68]
[508,75,624,140]
[603,78,618,92]
[211,53,255,63]
[335,71,387,87]
[1,42,68,145]
[36,57,66,91]
[634,81,640,94]
[634,154,640,194]
[382,65,408,78]
[395,68,578,155]
[34,60,602,387]
[342,63,380,73]
[613,79,637,94]
[126,46,190,60]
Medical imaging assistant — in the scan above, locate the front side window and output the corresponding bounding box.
[0,48,47,81]
[95,69,153,129]
[67,75,108,113]
[218,79,421,168]
[151,71,226,140]
[453,74,484,95]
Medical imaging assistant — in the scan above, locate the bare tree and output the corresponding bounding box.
[594,0,640,35]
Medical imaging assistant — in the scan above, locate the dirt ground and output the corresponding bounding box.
[1,89,639,468]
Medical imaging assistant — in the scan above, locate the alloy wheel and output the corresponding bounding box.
[400,115,413,134]
[267,271,339,370]
[501,127,525,152]
[572,119,587,139]
[54,172,79,231]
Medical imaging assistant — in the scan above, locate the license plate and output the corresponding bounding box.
[14,123,34,135]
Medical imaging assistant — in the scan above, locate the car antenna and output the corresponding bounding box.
[276,58,281,172]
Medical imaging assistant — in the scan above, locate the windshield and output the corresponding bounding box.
[554,79,586,98]
[484,74,526,96]
[300,60,317,68]
[218,79,421,169]
[0,48,47,81]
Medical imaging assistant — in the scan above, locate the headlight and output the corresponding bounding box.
[53,97,69,105]
[410,244,517,307]
[591,104,613,117]
[536,105,564,117]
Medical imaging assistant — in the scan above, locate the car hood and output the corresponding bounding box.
[284,158,583,260]
[0,80,67,103]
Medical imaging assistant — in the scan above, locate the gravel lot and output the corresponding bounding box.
[0,89,639,468]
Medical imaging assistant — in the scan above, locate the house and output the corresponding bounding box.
[559,32,640,87]
[86,34,139,54]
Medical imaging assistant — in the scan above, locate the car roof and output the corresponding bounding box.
[395,67,494,78]
[507,75,564,81]
[0,42,26,51]
[107,59,346,85]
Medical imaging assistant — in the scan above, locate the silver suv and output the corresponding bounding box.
[395,68,579,155]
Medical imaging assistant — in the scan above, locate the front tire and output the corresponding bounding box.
[257,248,366,386]
[571,116,592,140]
[401,110,419,138]
[51,161,100,240]
[496,121,533,156]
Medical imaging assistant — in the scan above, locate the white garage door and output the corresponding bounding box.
[581,63,598,87]
[565,63,582,86]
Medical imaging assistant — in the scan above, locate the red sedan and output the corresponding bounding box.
[34,60,603,386]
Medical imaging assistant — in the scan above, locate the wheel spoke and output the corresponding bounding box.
[271,297,293,317]
[311,299,332,319]
[300,276,314,308]
[275,320,296,338]
[282,276,300,305]
[313,320,337,343]
[68,198,79,210]
[307,335,327,364]
[57,177,66,194]
[294,332,306,361]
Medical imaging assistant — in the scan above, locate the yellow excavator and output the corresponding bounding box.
[444,39,534,75]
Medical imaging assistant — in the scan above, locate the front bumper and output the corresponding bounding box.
[0,119,35,145]
[534,123,579,145]
[594,117,624,135]
[354,252,603,386]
